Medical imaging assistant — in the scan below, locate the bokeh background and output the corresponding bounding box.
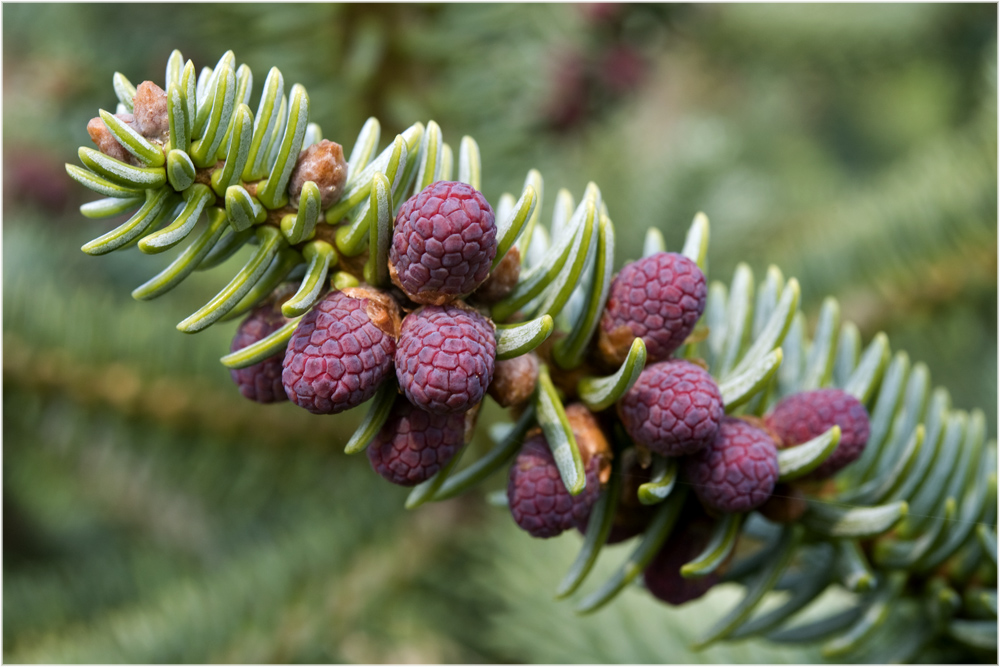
[3,3,996,662]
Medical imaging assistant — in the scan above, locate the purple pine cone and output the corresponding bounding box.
[508,433,602,538]
[766,388,870,479]
[576,447,655,544]
[685,417,779,514]
[367,399,467,486]
[389,181,497,305]
[598,252,706,365]
[282,289,398,414]
[618,360,723,457]
[230,300,289,404]
[644,507,719,606]
[396,305,496,414]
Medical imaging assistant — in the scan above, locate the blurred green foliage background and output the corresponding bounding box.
[4,3,996,662]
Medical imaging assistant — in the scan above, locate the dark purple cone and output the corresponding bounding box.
[396,305,496,414]
[389,181,497,304]
[607,451,658,544]
[282,291,395,414]
[644,506,720,605]
[576,447,656,544]
[599,252,706,364]
[617,360,723,457]
[685,417,779,514]
[230,300,289,404]
[766,388,871,479]
[508,434,601,538]
[367,399,467,486]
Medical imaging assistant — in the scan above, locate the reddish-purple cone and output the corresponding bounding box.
[389,181,497,305]
[367,399,467,486]
[644,507,720,605]
[599,252,707,364]
[766,388,870,479]
[230,301,288,404]
[508,434,602,538]
[282,291,396,414]
[576,447,655,544]
[686,417,779,513]
[396,305,496,414]
[618,360,723,457]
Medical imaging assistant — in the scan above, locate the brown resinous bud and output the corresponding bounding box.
[87,81,169,165]
[288,140,348,208]
[488,351,539,408]
[565,403,613,486]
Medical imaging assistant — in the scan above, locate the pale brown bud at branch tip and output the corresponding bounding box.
[87,114,141,165]
[132,81,169,141]
[288,140,348,208]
